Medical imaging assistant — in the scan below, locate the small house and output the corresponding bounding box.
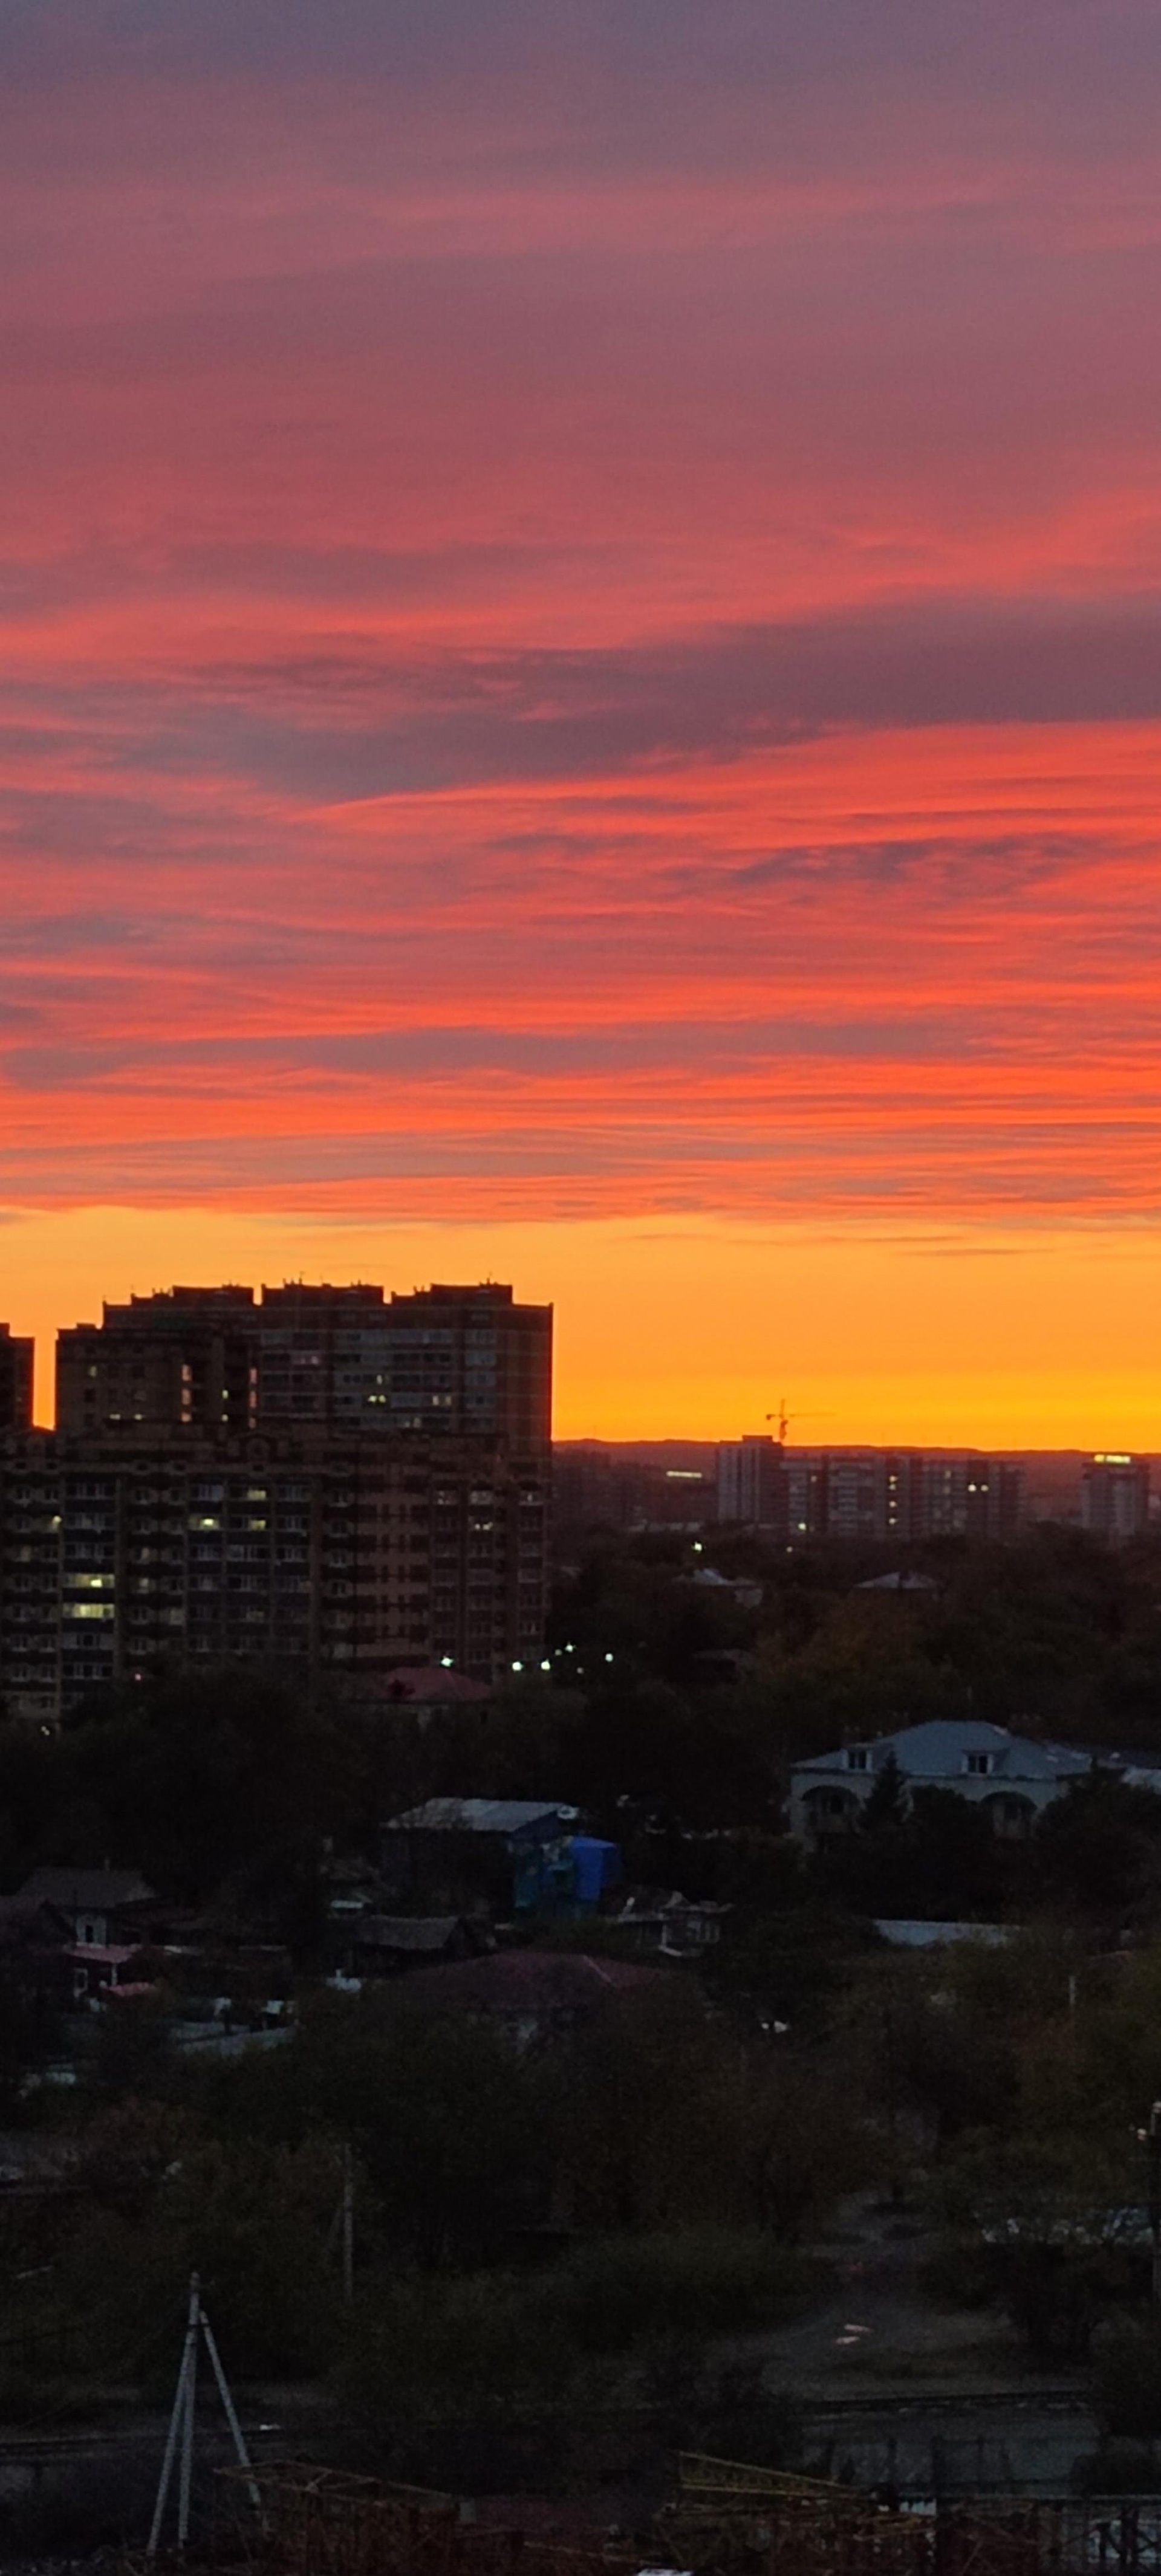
[7,1867,157,1950]
[382,1799,580,1915]
[333,1913,489,1980]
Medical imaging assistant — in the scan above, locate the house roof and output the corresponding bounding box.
[349,1915,472,1952]
[793,1718,1091,1786]
[398,1948,660,2017]
[13,1867,157,1915]
[385,1799,574,1837]
[856,1571,938,1593]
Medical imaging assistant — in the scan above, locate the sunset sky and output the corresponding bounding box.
[5,1,1161,1442]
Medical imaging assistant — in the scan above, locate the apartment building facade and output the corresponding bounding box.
[1,1281,551,1721]
[715,1435,783,1526]
[717,1442,1024,1542]
[57,1281,551,1452]
[0,1326,34,1436]
[1080,1453,1151,1543]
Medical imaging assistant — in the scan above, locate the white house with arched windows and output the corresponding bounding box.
[789,1718,1101,1846]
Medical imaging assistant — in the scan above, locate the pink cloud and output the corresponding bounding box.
[2,5,1161,1238]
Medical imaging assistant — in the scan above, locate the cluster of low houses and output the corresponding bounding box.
[0,1866,298,2057]
[7,1717,1151,2076]
[0,1801,730,2072]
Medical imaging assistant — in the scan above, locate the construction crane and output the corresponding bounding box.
[766,1398,831,1444]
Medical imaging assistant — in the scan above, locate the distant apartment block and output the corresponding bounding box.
[715,1434,782,1526]
[1081,1453,1150,1544]
[717,1442,1024,1543]
[2,1280,551,1721]
[553,1445,711,1537]
[0,1326,34,1435]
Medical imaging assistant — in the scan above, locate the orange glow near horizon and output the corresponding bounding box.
[5,10,1161,1436]
[7,1206,1161,1453]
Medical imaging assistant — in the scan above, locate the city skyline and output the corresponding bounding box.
[5,6,1161,1444]
[7,1229,1161,1449]
[5,1264,1161,1461]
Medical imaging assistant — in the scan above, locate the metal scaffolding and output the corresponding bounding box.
[126,2451,1161,2576]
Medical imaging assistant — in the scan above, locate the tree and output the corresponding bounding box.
[935,2130,1142,2358]
[559,1982,872,2238]
[201,1990,554,2268]
[58,2132,346,2377]
[36,1662,374,1921]
[1035,1774,1161,1921]
[861,1750,908,1832]
[1093,2315,1161,2438]
[89,1991,175,2103]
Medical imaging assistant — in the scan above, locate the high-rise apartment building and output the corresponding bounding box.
[5,1280,551,1720]
[0,1432,549,1721]
[0,1326,34,1435]
[57,1282,551,1454]
[57,1288,260,1439]
[716,1435,783,1525]
[1081,1454,1150,1543]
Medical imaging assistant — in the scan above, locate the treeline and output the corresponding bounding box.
[559,1520,1161,1757]
[4,1674,1161,1961]
[7,1529,1161,1941]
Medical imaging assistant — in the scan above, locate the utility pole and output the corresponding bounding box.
[1150,2103,1161,2308]
[341,2141,354,2306]
[148,2271,261,2554]
[177,2271,198,2546]
[326,2143,356,2301]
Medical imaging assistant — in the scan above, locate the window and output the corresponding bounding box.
[847,1747,870,1771]
[964,1751,994,1777]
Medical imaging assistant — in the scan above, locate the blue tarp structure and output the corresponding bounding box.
[570,1835,623,1905]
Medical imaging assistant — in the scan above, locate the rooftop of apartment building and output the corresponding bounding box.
[78,1279,542,1329]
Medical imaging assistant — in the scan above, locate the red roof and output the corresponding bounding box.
[402,1948,661,2016]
